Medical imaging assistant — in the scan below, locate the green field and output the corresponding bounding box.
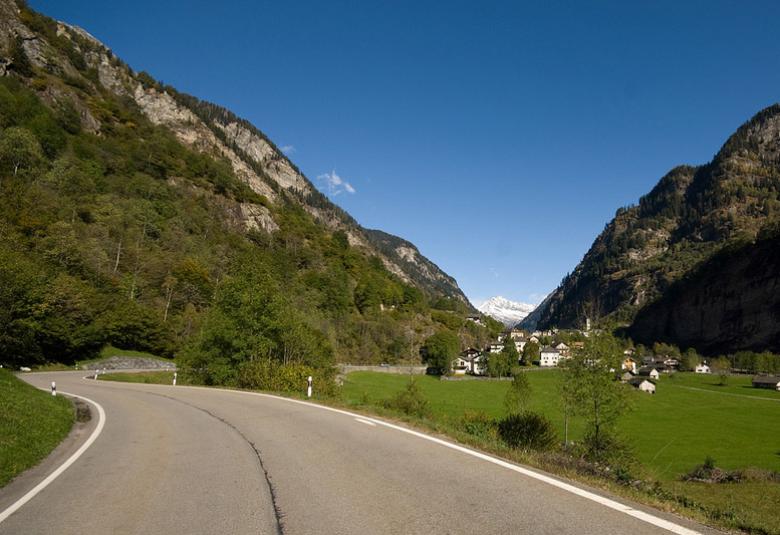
[0,369,74,487]
[342,371,780,479]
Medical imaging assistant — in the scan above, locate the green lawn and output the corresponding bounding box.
[0,369,74,487]
[342,371,780,479]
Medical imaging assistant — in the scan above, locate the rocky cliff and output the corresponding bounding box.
[629,230,780,355]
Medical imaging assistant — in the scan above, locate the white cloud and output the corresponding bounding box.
[316,169,356,196]
[280,145,295,155]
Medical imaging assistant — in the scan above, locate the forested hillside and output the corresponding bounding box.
[526,103,780,354]
[0,0,491,384]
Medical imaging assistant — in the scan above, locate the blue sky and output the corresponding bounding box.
[31,0,780,306]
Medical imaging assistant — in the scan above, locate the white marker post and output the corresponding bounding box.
[173,372,177,386]
[51,381,56,396]
[307,376,313,398]
[94,369,98,380]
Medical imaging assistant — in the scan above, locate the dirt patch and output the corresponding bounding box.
[74,400,91,423]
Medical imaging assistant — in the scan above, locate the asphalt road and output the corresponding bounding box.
[1,372,719,535]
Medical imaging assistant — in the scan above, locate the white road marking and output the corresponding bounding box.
[0,391,106,525]
[85,379,703,535]
[354,418,376,427]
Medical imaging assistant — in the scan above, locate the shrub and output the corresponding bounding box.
[384,379,430,418]
[236,360,335,397]
[497,411,557,450]
[460,410,497,441]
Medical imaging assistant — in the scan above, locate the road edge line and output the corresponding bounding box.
[85,379,703,534]
[205,386,702,535]
[0,391,106,525]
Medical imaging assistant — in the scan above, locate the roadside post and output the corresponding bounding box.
[51,381,56,396]
[173,372,177,386]
[307,376,312,398]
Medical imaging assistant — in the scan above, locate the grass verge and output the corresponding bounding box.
[0,369,74,488]
[98,371,176,384]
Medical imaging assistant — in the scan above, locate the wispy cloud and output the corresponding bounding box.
[280,145,296,155]
[316,169,356,196]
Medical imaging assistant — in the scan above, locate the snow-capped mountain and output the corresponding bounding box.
[477,296,537,327]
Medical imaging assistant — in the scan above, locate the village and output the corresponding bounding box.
[450,317,780,394]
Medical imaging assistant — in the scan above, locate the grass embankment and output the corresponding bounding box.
[98,371,177,384]
[343,371,780,534]
[0,369,74,487]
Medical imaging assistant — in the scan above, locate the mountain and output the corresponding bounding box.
[477,296,536,327]
[0,0,480,373]
[629,228,780,355]
[530,103,780,353]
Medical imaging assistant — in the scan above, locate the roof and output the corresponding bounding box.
[540,347,560,354]
[637,367,659,376]
[629,377,655,386]
[752,376,780,385]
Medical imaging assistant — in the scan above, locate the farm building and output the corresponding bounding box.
[629,377,656,394]
[637,367,660,380]
[752,376,780,391]
[695,363,711,374]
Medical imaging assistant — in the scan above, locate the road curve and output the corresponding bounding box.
[1,372,719,535]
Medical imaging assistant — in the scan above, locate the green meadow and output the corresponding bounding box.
[342,370,780,480]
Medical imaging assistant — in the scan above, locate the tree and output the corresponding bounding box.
[422,330,459,375]
[505,371,531,415]
[681,348,700,371]
[712,356,731,386]
[0,127,44,178]
[560,333,628,459]
[522,341,540,365]
[487,346,512,378]
[10,36,34,78]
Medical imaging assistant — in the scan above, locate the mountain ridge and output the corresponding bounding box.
[529,103,780,353]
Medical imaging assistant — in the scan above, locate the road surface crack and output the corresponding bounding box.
[147,392,285,535]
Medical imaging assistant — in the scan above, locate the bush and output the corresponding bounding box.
[497,411,557,450]
[236,360,335,397]
[460,410,497,441]
[383,379,430,418]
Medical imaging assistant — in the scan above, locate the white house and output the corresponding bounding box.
[695,363,711,374]
[528,335,540,344]
[629,377,656,394]
[637,367,660,380]
[514,340,526,353]
[466,315,484,326]
[488,343,504,354]
[470,353,487,375]
[452,356,470,375]
[460,348,485,376]
[540,347,561,367]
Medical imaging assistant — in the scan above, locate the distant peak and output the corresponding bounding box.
[477,296,537,327]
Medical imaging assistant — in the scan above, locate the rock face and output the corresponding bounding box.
[629,232,780,355]
[531,104,780,349]
[477,296,536,327]
[0,0,470,306]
